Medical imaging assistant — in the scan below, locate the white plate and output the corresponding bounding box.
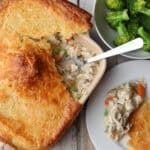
[86,60,150,150]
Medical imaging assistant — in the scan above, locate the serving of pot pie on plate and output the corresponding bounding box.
[0,0,106,149]
[86,60,150,150]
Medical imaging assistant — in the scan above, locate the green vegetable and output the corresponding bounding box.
[52,47,68,56]
[127,0,150,16]
[138,27,150,51]
[104,109,109,116]
[70,86,78,93]
[140,14,150,32]
[146,2,150,8]
[75,93,81,99]
[114,23,131,45]
[146,0,150,8]
[63,49,68,57]
[70,86,81,99]
[105,0,125,10]
[127,17,139,39]
[105,9,129,29]
[105,0,150,53]
[52,47,62,55]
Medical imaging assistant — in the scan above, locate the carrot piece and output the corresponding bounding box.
[136,83,145,97]
[104,96,115,106]
[105,100,109,106]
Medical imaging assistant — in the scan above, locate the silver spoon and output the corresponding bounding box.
[87,38,144,63]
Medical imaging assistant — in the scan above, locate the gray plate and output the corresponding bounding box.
[94,0,150,59]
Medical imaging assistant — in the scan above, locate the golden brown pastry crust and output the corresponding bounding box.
[0,0,92,39]
[0,45,82,150]
[128,101,150,150]
[0,1,91,149]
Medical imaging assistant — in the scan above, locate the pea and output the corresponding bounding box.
[104,109,109,116]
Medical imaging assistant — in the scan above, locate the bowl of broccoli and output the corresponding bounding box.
[94,0,150,59]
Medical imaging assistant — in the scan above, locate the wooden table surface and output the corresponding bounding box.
[52,0,130,150]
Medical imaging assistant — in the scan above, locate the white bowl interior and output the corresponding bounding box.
[75,34,106,104]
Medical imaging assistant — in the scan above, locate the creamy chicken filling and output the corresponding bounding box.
[104,81,145,141]
[50,33,99,100]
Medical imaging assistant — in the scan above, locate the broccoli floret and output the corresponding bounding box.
[114,23,131,46]
[146,2,150,8]
[127,0,150,16]
[146,0,150,8]
[140,14,150,32]
[138,27,150,51]
[127,17,139,39]
[105,0,125,10]
[106,9,129,29]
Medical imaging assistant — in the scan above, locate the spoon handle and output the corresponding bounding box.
[87,38,144,63]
